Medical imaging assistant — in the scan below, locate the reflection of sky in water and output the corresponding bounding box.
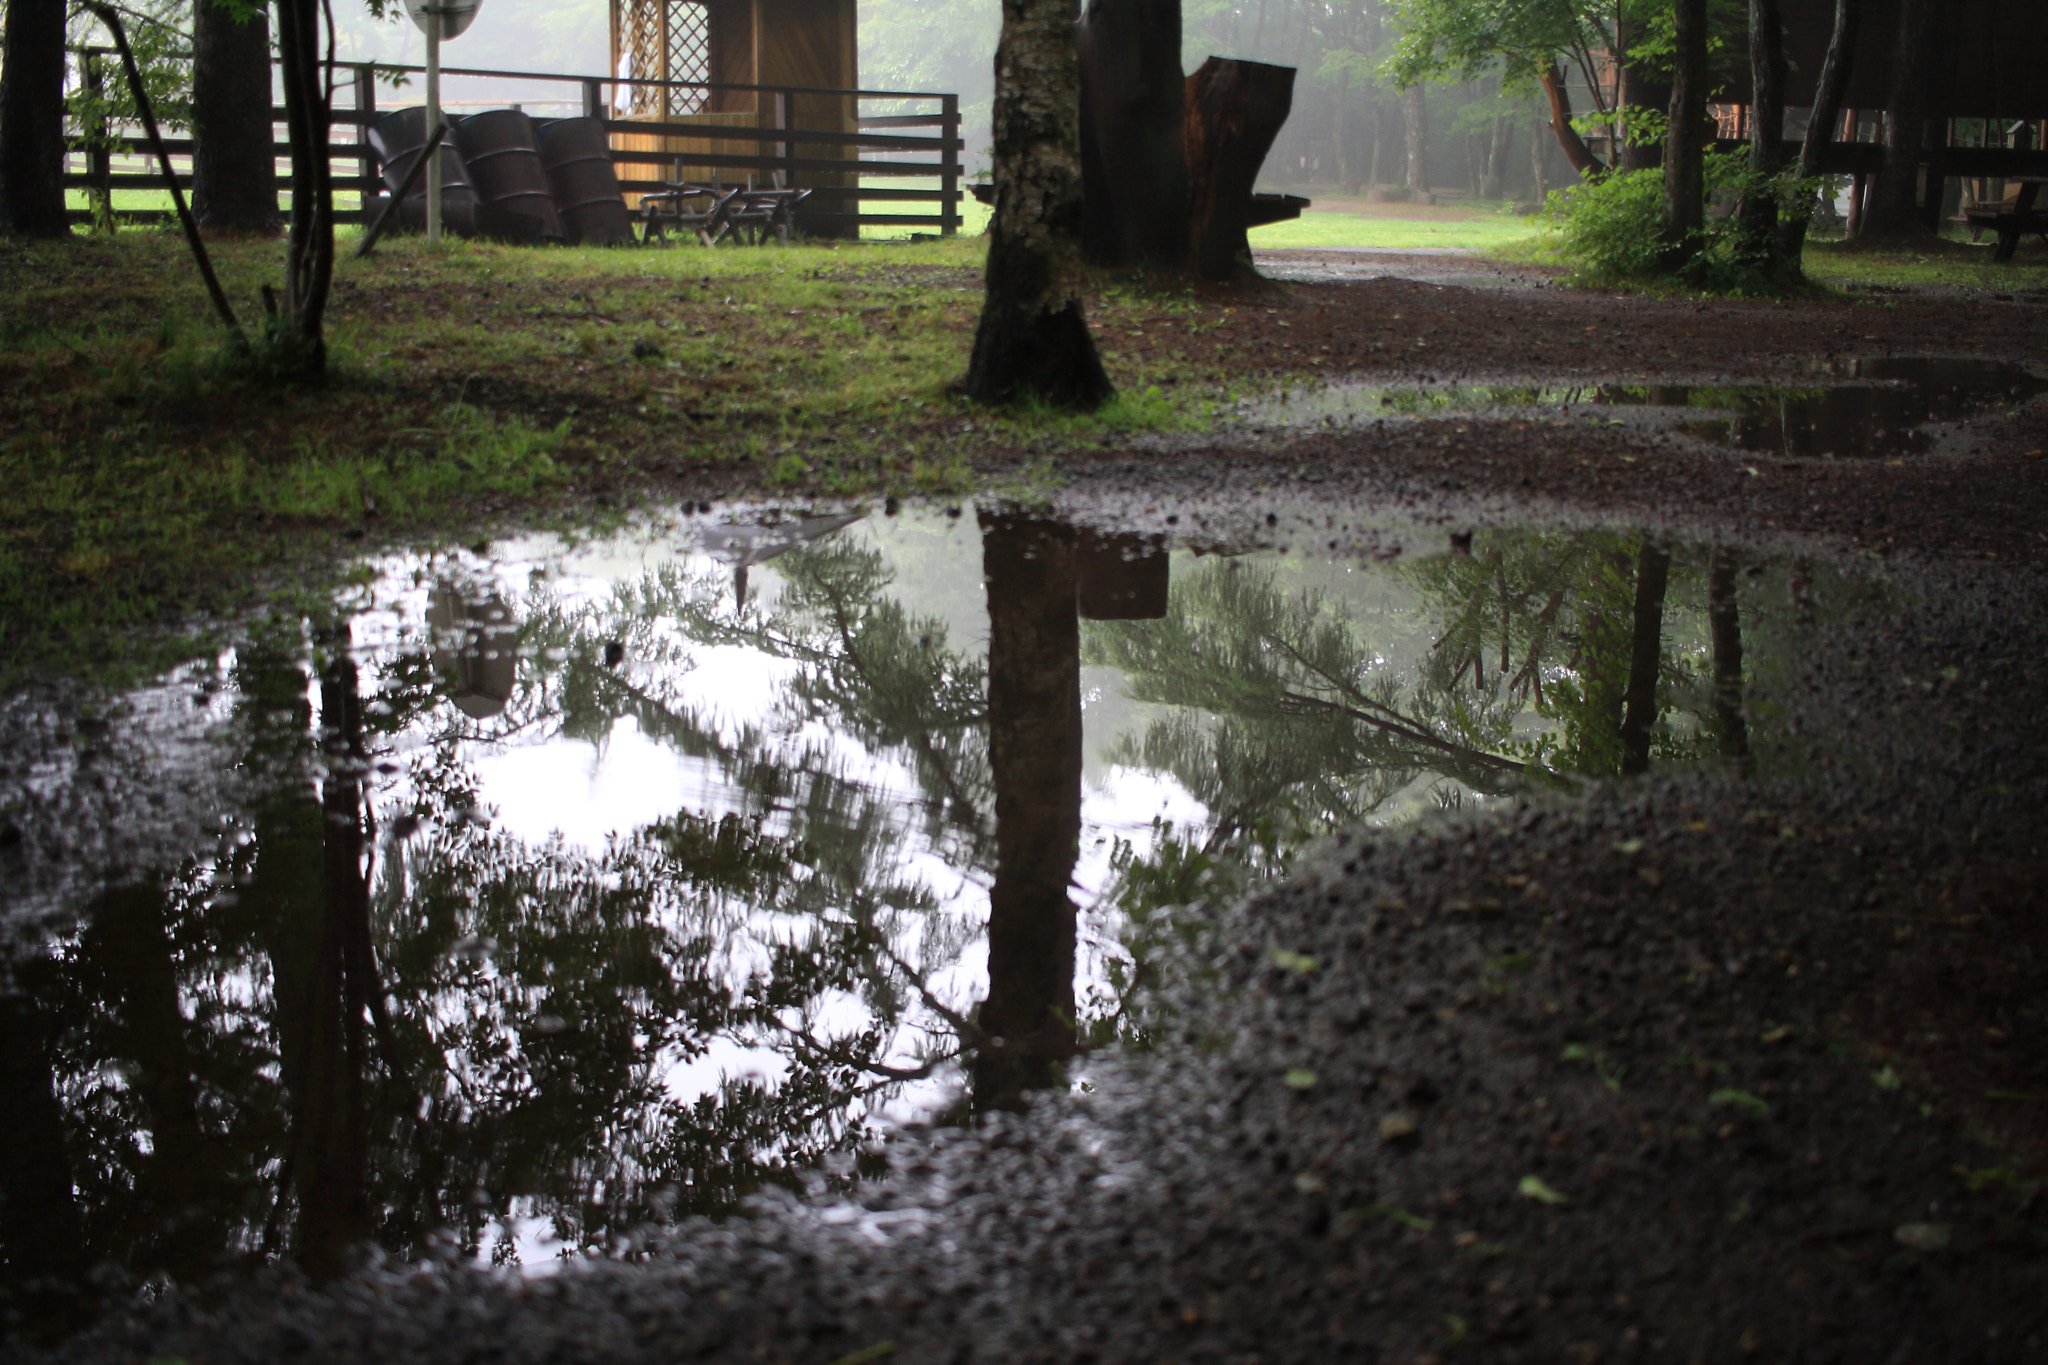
[5,501,1834,1292]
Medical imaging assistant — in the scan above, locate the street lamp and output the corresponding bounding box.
[404,0,482,243]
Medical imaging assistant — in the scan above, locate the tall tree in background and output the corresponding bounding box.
[0,0,72,237]
[1659,0,1708,262]
[966,0,1113,408]
[1779,0,1859,257]
[192,0,280,232]
[1401,81,1427,194]
[1733,0,1789,270]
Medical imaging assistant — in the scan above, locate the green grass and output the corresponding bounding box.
[1801,233,2048,292]
[1249,197,1545,253]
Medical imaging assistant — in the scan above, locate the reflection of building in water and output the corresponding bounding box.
[698,512,864,610]
[427,586,519,720]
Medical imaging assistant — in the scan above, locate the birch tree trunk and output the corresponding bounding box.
[967,0,1113,409]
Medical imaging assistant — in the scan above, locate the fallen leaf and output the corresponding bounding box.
[1284,1068,1319,1090]
[1612,838,1645,854]
[1267,947,1320,974]
[1380,1111,1420,1142]
[1518,1174,1568,1205]
[1709,1088,1771,1118]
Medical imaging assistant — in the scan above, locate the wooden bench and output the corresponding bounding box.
[1964,178,2048,263]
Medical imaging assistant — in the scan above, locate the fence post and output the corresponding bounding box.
[583,77,603,120]
[85,53,114,232]
[773,89,791,188]
[354,65,378,222]
[940,92,959,237]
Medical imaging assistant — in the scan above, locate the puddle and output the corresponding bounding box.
[0,506,1888,1317]
[1248,355,2045,458]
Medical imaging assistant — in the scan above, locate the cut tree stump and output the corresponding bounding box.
[1185,57,1295,279]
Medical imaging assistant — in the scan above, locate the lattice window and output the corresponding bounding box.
[621,0,709,117]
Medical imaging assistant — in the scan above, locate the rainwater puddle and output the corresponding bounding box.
[1249,355,2045,458]
[0,505,1889,1317]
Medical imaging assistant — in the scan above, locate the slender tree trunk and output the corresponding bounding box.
[1530,119,1548,199]
[1736,0,1790,268]
[0,985,90,1335]
[1368,102,1383,189]
[192,0,281,233]
[1482,115,1509,198]
[274,0,334,372]
[1618,543,1671,775]
[1333,67,1350,192]
[1707,548,1750,761]
[1402,82,1426,197]
[973,514,1081,1113]
[1863,0,1937,237]
[1780,0,1860,258]
[1617,15,1670,171]
[967,0,1112,408]
[1539,62,1604,178]
[0,0,71,238]
[1661,0,1710,264]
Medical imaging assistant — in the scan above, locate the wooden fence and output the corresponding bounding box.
[63,57,965,237]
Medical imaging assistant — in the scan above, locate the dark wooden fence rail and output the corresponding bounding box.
[62,57,965,237]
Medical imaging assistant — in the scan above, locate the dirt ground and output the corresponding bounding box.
[12,249,2048,1364]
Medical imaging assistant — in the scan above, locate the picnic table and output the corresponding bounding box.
[1964,176,2048,263]
[639,174,813,247]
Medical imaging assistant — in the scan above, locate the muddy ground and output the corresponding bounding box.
[12,250,2048,1364]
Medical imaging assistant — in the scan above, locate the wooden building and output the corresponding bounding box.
[609,0,858,233]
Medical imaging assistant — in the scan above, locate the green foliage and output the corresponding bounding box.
[1539,150,1819,290]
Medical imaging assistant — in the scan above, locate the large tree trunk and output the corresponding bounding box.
[1333,67,1351,192]
[1076,0,1188,267]
[973,514,1082,1114]
[1618,543,1671,776]
[1862,0,1937,238]
[1780,0,1860,258]
[1735,0,1790,267]
[1660,0,1710,263]
[1539,62,1604,178]
[0,0,71,238]
[1184,57,1293,279]
[192,0,281,233]
[1402,82,1427,196]
[968,0,1113,408]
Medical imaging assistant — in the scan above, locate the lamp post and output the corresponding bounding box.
[404,0,482,244]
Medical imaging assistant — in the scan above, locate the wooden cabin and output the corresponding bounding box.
[609,0,858,235]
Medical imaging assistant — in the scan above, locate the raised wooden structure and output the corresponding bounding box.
[610,0,858,236]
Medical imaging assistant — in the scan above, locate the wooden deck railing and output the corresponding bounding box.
[62,57,965,237]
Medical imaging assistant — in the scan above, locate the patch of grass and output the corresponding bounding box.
[1250,197,1544,253]
[1802,234,2048,294]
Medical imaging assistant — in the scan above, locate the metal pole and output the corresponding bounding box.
[426,22,442,243]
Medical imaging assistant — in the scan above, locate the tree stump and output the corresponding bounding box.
[1077,0,1190,267]
[1184,57,1294,280]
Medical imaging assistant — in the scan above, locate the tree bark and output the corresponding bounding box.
[1184,57,1293,279]
[1618,543,1671,776]
[1862,0,1937,238]
[1481,115,1509,198]
[1736,0,1789,266]
[973,514,1082,1114]
[1076,0,1188,267]
[192,0,281,233]
[1539,62,1604,178]
[968,0,1113,408]
[1660,0,1710,263]
[0,0,71,238]
[274,0,335,372]
[1333,67,1351,192]
[1707,548,1750,761]
[1780,0,1860,257]
[1617,15,1670,171]
[1402,82,1427,196]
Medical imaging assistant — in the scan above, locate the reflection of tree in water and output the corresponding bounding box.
[3,528,1017,1313]
[1088,532,1754,899]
